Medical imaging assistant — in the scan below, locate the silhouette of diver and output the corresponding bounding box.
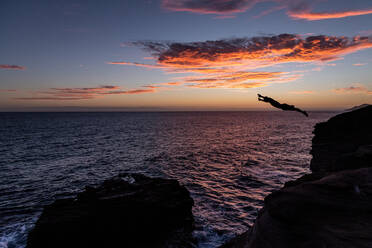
[258,94,308,117]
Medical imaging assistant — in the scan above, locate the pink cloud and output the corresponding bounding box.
[0,64,26,70]
[16,85,157,101]
[288,8,372,21]
[158,82,183,86]
[333,84,372,95]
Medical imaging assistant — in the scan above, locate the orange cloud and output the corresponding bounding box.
[142,85,161,89]
[158,82,183,86]
[0,64,26,70]
[288,8,372,21]
[289,90,315,94]
[111,34,372,90]
[16,85,156,100]
[333,84,372,95]
[227,82,268,89]
[181,71,283,84]
[134,35,372,69]
[353,63,366,66]
[178,72,302,89]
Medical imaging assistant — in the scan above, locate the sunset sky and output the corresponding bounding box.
[1,0,372,111]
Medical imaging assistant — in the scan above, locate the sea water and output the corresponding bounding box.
[0,111,335,248]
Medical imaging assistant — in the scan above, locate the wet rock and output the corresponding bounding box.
[27,173,195,248]
[222,105,372,248]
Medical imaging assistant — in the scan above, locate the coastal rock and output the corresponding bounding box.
[222,105,372,248]
[245,167,372,248]
[310,105,372,173]
[27,173,195,248]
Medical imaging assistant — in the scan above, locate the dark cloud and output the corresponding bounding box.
[162,0,258,14]
[162,0,372,20]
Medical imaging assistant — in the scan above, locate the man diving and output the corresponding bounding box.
[258,94,308,117]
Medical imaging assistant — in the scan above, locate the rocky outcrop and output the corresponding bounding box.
[223,105,372,248]
[27,173,195,248]
[245,167,372,248]
[310,106,372,173]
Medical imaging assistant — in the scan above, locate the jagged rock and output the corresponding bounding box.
[222,105,372,248]
[27,173,195,248]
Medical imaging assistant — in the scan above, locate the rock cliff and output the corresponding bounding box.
[310,106,372,173]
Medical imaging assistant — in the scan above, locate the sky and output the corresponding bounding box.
[1,0,372,111]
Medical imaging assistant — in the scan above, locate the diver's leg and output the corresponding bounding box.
[293,107,308,117]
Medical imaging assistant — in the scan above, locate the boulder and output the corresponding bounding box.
[27,173,195,248]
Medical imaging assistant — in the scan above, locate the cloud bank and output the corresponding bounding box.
[162,0,372,20]
[16,85,156,101]
[110,34,372,89]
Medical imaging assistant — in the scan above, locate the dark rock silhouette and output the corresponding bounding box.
[311,105,372,173]
[257,94,308,117]
[222,105,372,248]
[345,104,370,112]
[27,173,195,248]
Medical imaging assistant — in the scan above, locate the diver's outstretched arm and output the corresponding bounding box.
[257,94,268,102]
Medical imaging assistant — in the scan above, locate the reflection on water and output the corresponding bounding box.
[0,111,335,248]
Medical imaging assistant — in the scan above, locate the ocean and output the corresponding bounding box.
[0,111,335,248]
